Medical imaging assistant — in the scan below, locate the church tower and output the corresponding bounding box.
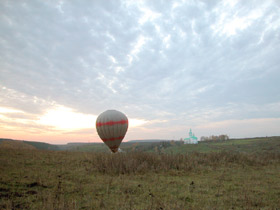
[189,129,193,138]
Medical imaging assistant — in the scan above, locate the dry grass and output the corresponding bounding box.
[0,149,279,209]
[88,151,280,175]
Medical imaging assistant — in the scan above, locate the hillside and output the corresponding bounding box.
[66,136,280,154]
[1,137,279,154]
[0,138,60,151]
[163,136,280,154]
[128,139,170,143]
[0,140,36,150]
[23,141,60,151]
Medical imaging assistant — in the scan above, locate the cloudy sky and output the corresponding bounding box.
[1,0,280,144]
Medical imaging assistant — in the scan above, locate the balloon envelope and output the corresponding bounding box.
[96,110,128,153]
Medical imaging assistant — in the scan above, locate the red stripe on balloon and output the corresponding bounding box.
[102,136,124,142]
[96,119,128,127]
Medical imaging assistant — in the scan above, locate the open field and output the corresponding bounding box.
[64,136,280,154]
[1,142,280,209]
[1,136,280,154]
[163,136,280,154]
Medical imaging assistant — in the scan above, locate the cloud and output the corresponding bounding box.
[196,118,280,138]
[0,0,280,142]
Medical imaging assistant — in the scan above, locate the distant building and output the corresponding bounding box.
[184,129,198,144]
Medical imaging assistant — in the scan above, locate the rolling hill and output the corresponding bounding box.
[0,138,60,151]
[1,136,279,154]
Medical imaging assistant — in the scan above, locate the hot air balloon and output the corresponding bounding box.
[96,110,128,153]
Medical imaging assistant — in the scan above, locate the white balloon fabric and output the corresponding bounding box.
[96,110,128,153]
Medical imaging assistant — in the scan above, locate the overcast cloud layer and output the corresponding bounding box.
[1,0,280,143]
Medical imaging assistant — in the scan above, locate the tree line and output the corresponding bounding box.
[200,134,229,141]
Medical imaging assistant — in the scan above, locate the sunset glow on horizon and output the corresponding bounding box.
[0,104,148,144]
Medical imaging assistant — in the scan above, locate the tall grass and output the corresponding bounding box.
[87,151,280,175]
[1,149,280,210]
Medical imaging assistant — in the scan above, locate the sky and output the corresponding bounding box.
[0,0,280,144]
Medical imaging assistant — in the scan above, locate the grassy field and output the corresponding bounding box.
[2,136,279,154]
[163,137,280,154]
[1,139,280,210]
[60,137,280,154]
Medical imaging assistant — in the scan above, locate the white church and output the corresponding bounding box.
[184,129,198,144]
